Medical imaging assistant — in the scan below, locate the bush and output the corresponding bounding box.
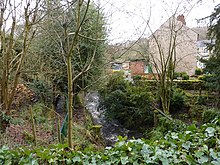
[104,90,127,120]
[202,108,220,124]
[170,88,186,112]
[28,80,53,105]
[137,80,205,91]
[173,72,189,80]
[195,68,203,75]
[198,74,214,81]
[174,80,205,90]
[102,76,154,130]
[198,75,205,80]
[181,72,189,80]
[156,115,187,134]
[189,105,207,122]
[105,72,129,93]
[196,95,207,105]
[132,75,141,81]
[173,72,181,79]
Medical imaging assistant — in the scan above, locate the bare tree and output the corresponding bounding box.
[146,1,199,114]
[0,0,46,131]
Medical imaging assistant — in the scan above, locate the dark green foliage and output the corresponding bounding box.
[196,95,207,105]
[170,88,187,113]
[132,75,142,81]
[0,111,11,132]
[173,72,181,79]
[1,121,220,164]
[203,74,220,90]
[104,89,127,118]
[31,2,106,92]
[182,72,189,80]
[206,4,220,54]
[105,72,128,93]
[135,79,205,91]
[195,68,203,75]
[102,74,154,130]
[201,4,220,106]
[189,105,207,123]
[175,80,205,90]
[173,72,189,80]
[71,4,107,91]
[155,115,187,134]
[28,80,53,105]
[202,108,220,124]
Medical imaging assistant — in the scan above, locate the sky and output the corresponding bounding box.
[94,0,220,44]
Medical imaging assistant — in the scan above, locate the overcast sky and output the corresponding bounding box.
[94,0,220,44]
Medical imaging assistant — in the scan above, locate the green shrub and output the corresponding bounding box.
[173,72,181,79]
[104,89,127,120]
[148,129,163,141]
[202,108,220,124]
[106,72,129,93]
[28,80,53,105]
[173,72,189,80]
[174,80,205,90]
[189,105,207,122]
[156,115,187,134]
[198,75,205,80]
[103,78,154,130]
[32,103,48,124]
[196,95,207,105]
[139,80,205,91]
[198,74,214,81]
[182,72,189,80]
[195,68,203,75]
[170,88,186,112]
[132,75,142,80]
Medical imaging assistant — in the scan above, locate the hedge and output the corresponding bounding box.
[135,80,206,91]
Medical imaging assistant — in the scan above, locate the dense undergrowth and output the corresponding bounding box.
[1,118,220,164]
[1,73,220,164]
[101,73,154,130]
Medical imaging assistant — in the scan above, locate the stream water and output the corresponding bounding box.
[85,92,129,146]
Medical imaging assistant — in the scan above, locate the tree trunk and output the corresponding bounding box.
[67,55,73,148]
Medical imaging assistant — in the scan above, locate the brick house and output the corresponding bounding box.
[129,60,145,75]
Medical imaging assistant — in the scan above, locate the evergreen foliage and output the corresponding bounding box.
[30,1,106,92]
[101,74,154,130]
[201,4,220,106]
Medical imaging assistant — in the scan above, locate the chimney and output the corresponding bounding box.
[177,14,186,25]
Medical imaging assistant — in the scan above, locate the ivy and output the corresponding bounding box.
[1,121,220,164]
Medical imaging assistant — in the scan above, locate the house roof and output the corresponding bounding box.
[191,27,208,40]
[148,14,198,40]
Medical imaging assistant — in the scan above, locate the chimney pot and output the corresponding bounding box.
[177,14,186,25]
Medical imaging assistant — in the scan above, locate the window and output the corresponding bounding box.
[144,64,153,73]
